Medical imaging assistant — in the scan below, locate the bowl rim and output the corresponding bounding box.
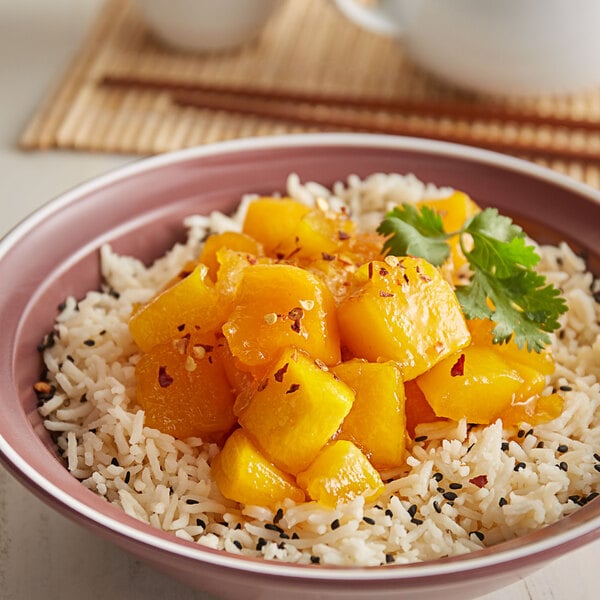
[1,132,599,581]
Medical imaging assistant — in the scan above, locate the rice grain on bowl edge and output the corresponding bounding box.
[36,172,600,567]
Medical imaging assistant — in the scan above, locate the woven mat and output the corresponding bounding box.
[20,0,600,187]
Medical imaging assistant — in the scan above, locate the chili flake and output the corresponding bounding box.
[450,353,466,377]
[158,366,174,388]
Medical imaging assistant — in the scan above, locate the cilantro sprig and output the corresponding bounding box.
[377,204,568,352]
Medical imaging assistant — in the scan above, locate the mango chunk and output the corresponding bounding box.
[212,429,305,507]
[129,264,223,353]
[222,263,341,372]
[242,198,310,255]
[199,231,263,281]
[404,379,445,437]
[500,392,564,426]
[333,360,406,470]
[416,346,524,424]
[135,333,236,439]
[337,257,471,380]
[237,348,354,474]
[296,440,384,507]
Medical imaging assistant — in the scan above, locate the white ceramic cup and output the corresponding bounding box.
[334,0,600,97]
[135,0,282,52]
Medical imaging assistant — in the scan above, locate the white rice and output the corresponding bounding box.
[37,172,600,566]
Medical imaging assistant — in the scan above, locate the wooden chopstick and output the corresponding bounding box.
[101,74,600,133]
[169,90,600,165]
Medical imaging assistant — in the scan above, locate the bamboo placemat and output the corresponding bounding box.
[20,0,600,187]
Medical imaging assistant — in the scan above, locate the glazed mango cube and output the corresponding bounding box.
[404,379,445,437]
[337,257,471,380]
[416,191,480,274]
[237,348,354,474]
[129,264,223,353]
[500,392,564,426]
[135,332,236,439]
[416,346,524,424]
[333,360,406,470]
[222,263,341,372]
[276,208,355,261]
[296,440,384,507]
[242,198,310,255]
[199,231,263,281]
[212,429,305,508]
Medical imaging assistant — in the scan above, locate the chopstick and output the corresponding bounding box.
[100,75,600,163]
[101,74,600,132]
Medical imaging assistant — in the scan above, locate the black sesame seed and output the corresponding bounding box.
[256,537,267,551]
[273,508,284,524]
[362,517,376,525]
[111,457,119,467]
[433,472,444,482]
[411,518,423,525]
[593,465,600,473]
[449,483,463,490]
[169,486,174,495]
[536,441,545,448]
[279,532,290,540]
[385,509,393,518]
[407,504,417,517]
[558,461,569,472]
[501,442,509,451]
[186,499,199,505]
[292,532,300,540]
[443,491,458,501]
[517,429,525,438]
[569,495,583,506]
[235,523,242,530]
[470,531,485,541]
[414,435,428,442]
[593,453,600,462]
[557,444,569,453]
[514,462,526,471]
[124,471,131,484]
[66,355,75,363]
[196,519,206,529]
[433,500,441,514]
[80,393,88,403]
[233,540,243,550]
[499,497,508,507]
[83,339,95,347]
[385,553,395,564]
[559,385,573,391]
[585,492,599,503]
[466,443,475,453]
[278,541,286,549]
[524,429,534,438]
[331,518,340,530]
[436,486,446,494]
[264,523,284,534]
[310,555,320,564]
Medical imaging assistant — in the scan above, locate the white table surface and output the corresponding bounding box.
[0,1,599,598]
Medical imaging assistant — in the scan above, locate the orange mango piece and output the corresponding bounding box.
[135,332,236,440]
[222,263,341,372]
[500,392,564,426]
[416,346,524,424]
[333,359,406,470]
[337,257,471,380]
[237,348,354,474]
[242,197,310,256]
[404,379,445,437]
[416,191,480,274]
[199,231,263,281]
[129,264,223,353]
[296,440,384,507]
[212,429,305,507]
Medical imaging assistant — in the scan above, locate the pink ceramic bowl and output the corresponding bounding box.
[0,134,599,599]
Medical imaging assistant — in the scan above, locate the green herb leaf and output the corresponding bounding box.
[379,202,568,352]
[377,205,450,266]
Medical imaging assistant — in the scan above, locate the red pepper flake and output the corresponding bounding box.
[274,363,289,382]
[368,262,374,280]
[469,474,488,488]
[403,273,410,284]
[338,231,350,240]
[451,354,466,377]
[379,291,394,298]
[379,267,389,277]
[321,252,335,261]
[258,378,269,391]
[286,383,300,394]
[291,320,301,333]
[246,255,258,265]
[288,307,304,320]
[419,275,432,282]
[177,323,186,332]
[158,366,174,388]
